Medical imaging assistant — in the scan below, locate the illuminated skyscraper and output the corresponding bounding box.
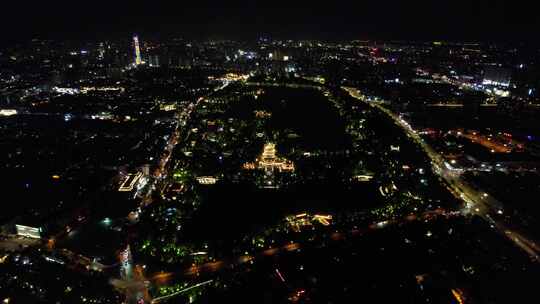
[483,66,511,87]
[148,54,160,67]
[133,35,142,65]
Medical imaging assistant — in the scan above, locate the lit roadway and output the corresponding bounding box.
[120,80,234,303]
[129,209,460,304]
[121,209,457,304]
[344,87,540,262]
[140,80,233,206]
[150,280,213,304]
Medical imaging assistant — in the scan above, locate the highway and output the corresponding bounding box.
[344,87,540,262]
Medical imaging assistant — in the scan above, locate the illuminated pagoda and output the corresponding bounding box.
[244,142,295,172]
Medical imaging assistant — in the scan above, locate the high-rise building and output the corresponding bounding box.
[98,42,106,60]
[483,66,511,87]
[148,54,160,67]
[133,35,142,65]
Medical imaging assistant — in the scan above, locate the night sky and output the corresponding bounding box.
[1,1,538,43]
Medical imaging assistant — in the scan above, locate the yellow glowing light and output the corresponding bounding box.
[243,142,295,173]
[451,289,464,304]
[0,255,8,264]
[196,176,218,185]
[47,238,55,249]
[133,36,142,65]
[313,214,333,226]
[118,172,143,192]
[0,109,17,116]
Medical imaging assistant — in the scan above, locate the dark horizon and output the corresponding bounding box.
[1,1,538,45]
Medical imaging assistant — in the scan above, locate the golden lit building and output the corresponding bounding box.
[243,143,295,173]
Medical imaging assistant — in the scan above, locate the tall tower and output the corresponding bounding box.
[133,35,142,65]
